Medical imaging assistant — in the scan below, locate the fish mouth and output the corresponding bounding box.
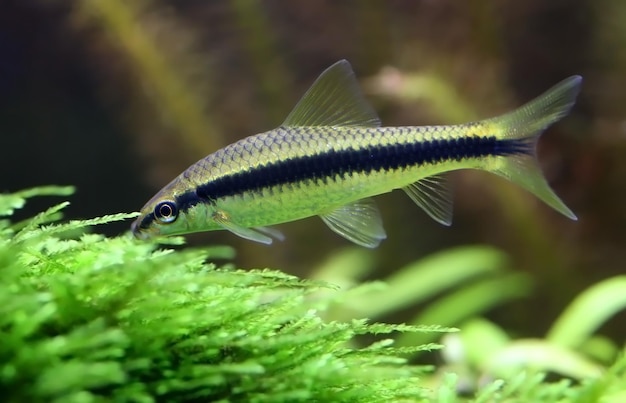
[130,217,159,240]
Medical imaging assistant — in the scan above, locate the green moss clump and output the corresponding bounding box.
[4,186,625,402]
[0,187,443,402]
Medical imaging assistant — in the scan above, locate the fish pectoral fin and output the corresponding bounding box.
[282,60,381,128]
[402,175,454,226]
[254,226,285,242]
[212,212,274,245]
[319,198,387,248]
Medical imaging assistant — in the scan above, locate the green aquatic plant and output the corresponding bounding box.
[311,248,626,399]
[0,186,447,402]
[73,0,222,156]
[313,246,532,351]
[441,275,626,382]
[2,186,625,402]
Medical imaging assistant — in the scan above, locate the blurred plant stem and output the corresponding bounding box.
[365,67,478,123]
[230,0,292,125]
[75,0,222,156]
[466,0,503,58]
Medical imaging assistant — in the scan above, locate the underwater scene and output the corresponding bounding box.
[1,1,625,401]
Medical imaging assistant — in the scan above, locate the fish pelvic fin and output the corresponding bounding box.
[485,76,582,220]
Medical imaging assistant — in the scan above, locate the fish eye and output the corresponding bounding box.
[154,200,178,224]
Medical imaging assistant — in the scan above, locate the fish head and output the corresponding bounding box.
[131,176,214,239]
[131,178,182,239]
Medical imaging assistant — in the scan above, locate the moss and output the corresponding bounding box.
[2,186,625,402]
[0,187,443,402]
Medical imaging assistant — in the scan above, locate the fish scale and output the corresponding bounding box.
[132,60,582,248]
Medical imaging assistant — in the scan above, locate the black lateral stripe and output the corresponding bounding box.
[179,136,530,211]
[136,212,155,231]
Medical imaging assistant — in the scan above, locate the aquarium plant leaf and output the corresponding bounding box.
[484,339,603,380]
[333,245,511,321]
[396,272,531,349]
[547,275,626,349]
[0,186,74,216]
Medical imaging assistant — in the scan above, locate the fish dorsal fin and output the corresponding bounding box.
[319,198,387,248]
[402,175,454,226]
[282,60,381,128]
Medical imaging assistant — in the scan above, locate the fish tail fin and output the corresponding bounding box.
[485,75,582,220]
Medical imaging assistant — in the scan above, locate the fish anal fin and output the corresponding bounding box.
[282,60,381,128]
[402,175,454,226]
[319,198,387,248]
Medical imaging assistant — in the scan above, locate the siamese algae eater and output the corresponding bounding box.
[132,60,581,248]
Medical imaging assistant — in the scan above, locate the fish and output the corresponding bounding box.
[131,60,582,248]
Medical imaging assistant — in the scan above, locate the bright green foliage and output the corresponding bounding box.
[313,246,532,351]
[2,187,626,402]
[0,187,445,402]
[309,246,626,401]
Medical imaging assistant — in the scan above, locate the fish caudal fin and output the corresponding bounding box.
[486,76,582,220]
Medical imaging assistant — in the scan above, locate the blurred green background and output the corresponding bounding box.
[1,1,624,344]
